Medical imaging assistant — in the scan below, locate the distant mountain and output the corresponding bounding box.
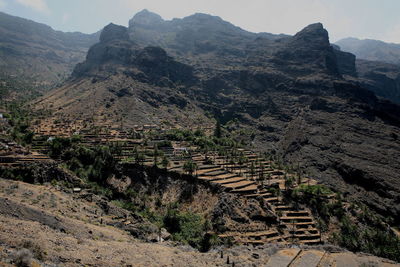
[355,59,400,104]
[128,9,289,68]
[336,37,400,66]
[0,11,99,88]
[33,10,400,226]
[334,38,400,104]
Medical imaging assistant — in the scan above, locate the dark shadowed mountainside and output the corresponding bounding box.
[355,59,400,104]
[334,37,400,104]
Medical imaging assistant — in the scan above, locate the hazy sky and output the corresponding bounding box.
[0,0,399,43]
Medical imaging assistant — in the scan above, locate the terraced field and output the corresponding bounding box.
[4,124,328,247]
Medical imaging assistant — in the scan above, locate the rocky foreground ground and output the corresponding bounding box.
[0,178,398,267]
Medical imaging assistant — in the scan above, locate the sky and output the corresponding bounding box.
[0,0,399,43]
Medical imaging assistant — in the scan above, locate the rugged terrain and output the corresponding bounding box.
[334,38,400,104]
[353,59,400,104]
[0,12,98,88]
[1,177,398,267]
[31,10,400,226]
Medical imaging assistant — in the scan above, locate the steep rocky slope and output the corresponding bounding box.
[0,12,98,87]
[335,38,400,104]
[354,59,400,104]
[33,23,210,128]
[34,10,400,225]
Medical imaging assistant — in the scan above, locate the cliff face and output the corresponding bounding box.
[73,23,195,87]
[273,23,339,75]
[333,47,357,77]
[355,59,400,104]
[335,37,400,104]
[34,11,400,223]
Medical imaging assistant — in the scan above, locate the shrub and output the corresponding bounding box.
[12,248,33,267]
[163,209,206,249]
[333,215,400,262]
[183,160,197,175]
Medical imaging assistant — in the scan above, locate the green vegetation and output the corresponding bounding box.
[290,184,400,262]
[156,140,172,148]
[183,160,197,175]
[214,120,222,138]
[45,135,217,251]
[165,128,238,151]
[4,103,35,145]
[112,198,219,251]
[333,214,400,262]
[133,147,145,165]
[160,156,170,169]
[47,137,118,186]
[2,105,398,259]
[291,185,340,227]
[164,207,207,248]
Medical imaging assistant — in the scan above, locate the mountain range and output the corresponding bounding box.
[18,9,399,225]
[336,37,400,65]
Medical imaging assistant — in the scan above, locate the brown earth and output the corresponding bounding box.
[1,178,398,267]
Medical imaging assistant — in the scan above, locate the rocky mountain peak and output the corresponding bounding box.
[99,23,129,43]
[129,9,164,27]
[291,23,330,47]
[182,13,223,23]
[272,22,339,75]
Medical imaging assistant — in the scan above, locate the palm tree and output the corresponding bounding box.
[183,160,198,176]
[250,161,256,180]
[153,145,159,166]
[214,120,222,138]
[238,155,245,175]
[134,148,145,166]
[284,175,293,191]
[259,164,265,185]
[161,156,170,170]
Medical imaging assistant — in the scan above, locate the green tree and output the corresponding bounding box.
[214,120,222,138]
[134,148,145,166]
[161,156,170,170]
[250,161,256,180]
[183,160,198,176]
[153,145,159,166]
[284,175,294,191]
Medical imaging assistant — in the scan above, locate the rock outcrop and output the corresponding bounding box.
[333,46,357,77]
[99,23,129,43]
[73,23,195,86]
[273,23,339,75]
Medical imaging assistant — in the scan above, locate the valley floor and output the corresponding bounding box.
[0,178,398,267]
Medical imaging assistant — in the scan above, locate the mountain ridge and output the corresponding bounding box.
[0,11,99,89]
[336,37,400,65]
